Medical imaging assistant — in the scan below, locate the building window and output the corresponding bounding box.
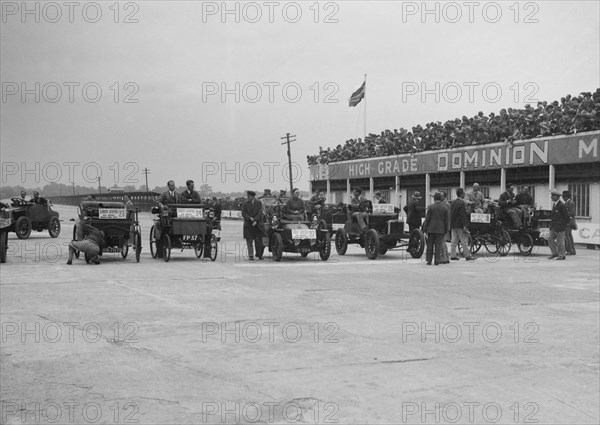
[568,183,590,217]
[479,186,490,198]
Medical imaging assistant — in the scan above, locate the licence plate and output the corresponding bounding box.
[291,229,316,239]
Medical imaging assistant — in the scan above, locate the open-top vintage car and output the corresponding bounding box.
[0,204,12,263]
[264,203,331,262]
[335,201,425,260]
[8,198,60,239]
[75,201,142,262]
[150,203,218,262]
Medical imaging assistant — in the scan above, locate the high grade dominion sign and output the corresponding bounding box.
[309,131,599,181]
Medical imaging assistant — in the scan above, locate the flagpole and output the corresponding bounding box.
[364,74,367,141]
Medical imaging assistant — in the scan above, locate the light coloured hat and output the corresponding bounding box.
[550,189,561,196]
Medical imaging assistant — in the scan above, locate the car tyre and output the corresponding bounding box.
[517,233,534,256]
[15,216,31,239]
[135,230,142,262]
[48,217,61,238]
[365,229,380,260]
[319,232,331,261]
[409,229,425,258]
[0,231,7,263]
[162,234,171,262]
[210,234,218,262]
[335,228,348,255]
[497,229,512,257]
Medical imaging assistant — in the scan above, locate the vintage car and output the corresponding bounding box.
[8,197,60,239]
[264,202,331,261]
[335,201,425,260]
[150,203,218,262]
[0,204,11,263]
[74,201,142,262]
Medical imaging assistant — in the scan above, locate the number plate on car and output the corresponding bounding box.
[177,208,204,219]
[291,229,316,239]
[470,213,490,223]
[99,209,127,219]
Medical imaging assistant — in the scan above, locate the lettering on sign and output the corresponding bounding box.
[331,223,344,230]
[99,208,127,219]
[177,208,204,219]
[373,204,395,214]
[291,228,316,240]
[470,213,490,223]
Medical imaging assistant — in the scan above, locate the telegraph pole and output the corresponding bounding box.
[98,177,101,194]
[280,133,296,194]
[143,168,151,192]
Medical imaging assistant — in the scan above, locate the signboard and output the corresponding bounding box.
[470,213,490,223]
[291,229,316,239]
[177,208,204,219]
[331,223,344,230]
[573,222,600,245]
[372,204,395,214]
[99,209,127,219]
[310,131,599,180]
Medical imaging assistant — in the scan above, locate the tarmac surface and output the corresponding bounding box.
[1,205,599,424]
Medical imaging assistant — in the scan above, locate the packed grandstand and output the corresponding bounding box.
[307,89,600,165]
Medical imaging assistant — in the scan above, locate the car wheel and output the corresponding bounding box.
[497,229,512,257]
[335,228,348,255]
[162,234,171,262]
[319,232,331,261]
[149,225,158,259]
[0,231,7,263]
[15,216,31,239]
[121,242,129,259]
[409,229,425,258]
[517,233,534,256]
[135,231,142,262]
[194,236,204,258]
[72,225,80,258]
[271,232,283,262]
[365,229,379,260]
[48,217,60,238]
[210,234,218,261]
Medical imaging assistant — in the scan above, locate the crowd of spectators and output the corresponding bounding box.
[307,90,600,165]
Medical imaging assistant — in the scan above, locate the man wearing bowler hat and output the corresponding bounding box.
[241,190,265,261]
[547,189,570,260]
[403,191,425,233]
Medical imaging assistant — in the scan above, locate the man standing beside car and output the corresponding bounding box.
[422,192,449,266]
[404,192,425,233]
[547,189,570,260]
[450,188,475,262]
[242,190,265,261]
[562,190,577,255]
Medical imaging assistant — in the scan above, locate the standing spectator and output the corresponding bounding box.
[547,189,570,260]
[422,192,450,266]
[498,184,522,229]
[403,192,425,232]
[450,188,475,261]
[466,183,484,213]
[562,190,577,255]
[439,191,451,264]
[241,190,265,261]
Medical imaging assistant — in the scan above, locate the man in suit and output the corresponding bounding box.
[450,188,475,261]
[562,190,577,255]
[466,183,484,213]
[181,180,201,203]
[498,183,522,229]
[439,191,451,264]
[403,192,425,232]
[242,190,265,261]
[422,192,450,265]
[547,189,570,260]
[158,180,181,208]
[30,191,48,205]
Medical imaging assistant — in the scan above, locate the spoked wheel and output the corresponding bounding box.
[121,242,129,259]
[210,234,218,261]
[319,232,331,261]
[484,235,500,254]
[194,236,204,258]
[134,231,142,262]
[271,232,283,262]
[470,236,482,254]
[335,228,348,255]
[408,229,425,258]
[149,226,157,259]
[517,233,534,256]
[48,217,61,238]
[496,229,512,257]
[0,231,7,263]
[162,234,171,262]
[15,216,31,239]
[364,229,380,260]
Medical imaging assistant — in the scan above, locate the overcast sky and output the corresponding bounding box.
[1,0,599,193]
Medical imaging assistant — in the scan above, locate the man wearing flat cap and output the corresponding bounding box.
[403,191,425,233]
[241,190,265,261]
[547,189,570,260]
[259,189,273,199]
[562,190,577,255]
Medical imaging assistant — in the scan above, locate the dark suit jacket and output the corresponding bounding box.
[159,190,180,205]
[498,191,516,209]
[403,200,425,227]
[450,198,468,229]
[515,193,533,206]
[550,200,570,232]
[423,201,449,234]
[180,189,201,203]
[241,198,265,239]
